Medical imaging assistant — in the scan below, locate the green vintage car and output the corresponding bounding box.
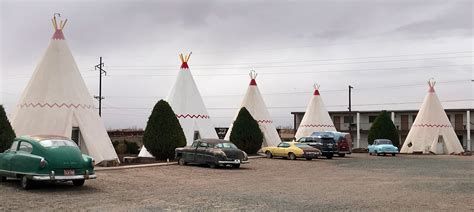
[0,135,96,189]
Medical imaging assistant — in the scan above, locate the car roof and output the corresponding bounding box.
[195,138,231,144]
[19,135,71,142]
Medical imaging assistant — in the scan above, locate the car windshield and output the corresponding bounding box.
[39,139,78,148]
[212,142,238,149]
[295,143,312,148]
[377,140,393,145]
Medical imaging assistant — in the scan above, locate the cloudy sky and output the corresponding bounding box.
[1,0,472,129]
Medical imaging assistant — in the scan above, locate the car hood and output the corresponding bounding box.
[221,149,245,160]
[299,146,321,153]
[45,146,84,169]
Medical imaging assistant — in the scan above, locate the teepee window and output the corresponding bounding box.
[71,127,81,146]
[193,131,201,141]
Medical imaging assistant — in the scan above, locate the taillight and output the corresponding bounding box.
[91,158,95,167]
[39,158,47,168]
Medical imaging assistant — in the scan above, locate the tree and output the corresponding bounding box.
[229,107,263,154]
[368,111,400,147]
[143,100,186,160]
[0,105,16,152]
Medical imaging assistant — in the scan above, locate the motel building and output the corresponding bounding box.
[291,109,473,151]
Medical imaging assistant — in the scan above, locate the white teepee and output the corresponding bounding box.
[400,79,464,154]
[295,84,336,139]
[224,71,281,147]
[11,15,119,165]
[139,53,218,157]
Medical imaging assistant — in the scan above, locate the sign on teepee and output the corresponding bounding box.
[295,84,336,139]
[11,14,119,165]
[400,79,464,154]
[139,53,218,157]
[224,70,281,147]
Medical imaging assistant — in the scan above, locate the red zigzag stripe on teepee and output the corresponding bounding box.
[257,120,273,124]
[19,103,95,109]
[300,124,335,128]
[413,124,452,128]
[176,114,210,119]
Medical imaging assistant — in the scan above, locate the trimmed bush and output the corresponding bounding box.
[0,105,15,152]
[125,141,140,154]
[229,107,263,154]
[143,100,186,160]
[368,111,400,147]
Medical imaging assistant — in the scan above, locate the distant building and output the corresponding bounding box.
[291,109,473,150]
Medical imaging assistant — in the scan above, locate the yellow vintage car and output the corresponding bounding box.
[261,142,321,160]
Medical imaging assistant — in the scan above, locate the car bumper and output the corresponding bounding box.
[303,153,321,158]
[375,151,398,154]
[30,174,97,181]
[218,159,249,165]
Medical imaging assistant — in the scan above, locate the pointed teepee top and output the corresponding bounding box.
[51,13,67,40]
[179,52,192,69]
[249,70,258,86]
[313,83,320,96]
[428,78,436,93]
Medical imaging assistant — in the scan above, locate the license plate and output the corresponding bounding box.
[64,169,75,176]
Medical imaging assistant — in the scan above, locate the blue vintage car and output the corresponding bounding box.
[368,139,398,156]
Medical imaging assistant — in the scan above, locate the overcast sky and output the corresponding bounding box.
[1,0,472,130]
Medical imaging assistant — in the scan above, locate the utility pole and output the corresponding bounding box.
[348,85,354,136]
[94,57,106,116]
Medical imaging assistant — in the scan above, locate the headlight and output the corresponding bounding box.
[243,151,248,160]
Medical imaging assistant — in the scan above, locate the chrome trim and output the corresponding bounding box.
[31,174,96,181]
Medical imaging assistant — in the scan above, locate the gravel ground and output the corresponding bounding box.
[0,154,472,211]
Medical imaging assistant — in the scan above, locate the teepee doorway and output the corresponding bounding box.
[71,127,81,146]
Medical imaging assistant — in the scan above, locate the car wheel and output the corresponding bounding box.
[369,152,372,155]
[383,153,386,156]
[326,154,333,159]
[232,164,241,168]
[338,153,346,157]
[392,153,396,156]
[305,157,312,161]
[177,157,186,166]
[73,179,85,187]
[288,153,296,160]
[21,176,32,190]
[265,151,273,158]
[0,176,6,182]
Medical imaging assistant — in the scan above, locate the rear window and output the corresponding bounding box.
[39,140,78,148]
[376,140,393,145]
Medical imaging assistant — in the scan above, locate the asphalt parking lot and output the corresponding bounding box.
[0,154,472,211]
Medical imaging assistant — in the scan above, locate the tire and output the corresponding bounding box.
[73,179,85,187]
[21,175,32,190]
[288,153,296,160]
[265,151,273,158]
[369,152,372,155]
[305,157,312,161]
[232,164,241,168]
[326,154,333,159]
[338,153,346,157]
[392,153,396,156]
[383,153,386,156]
[0,176,6,182]
[177,157,186,166]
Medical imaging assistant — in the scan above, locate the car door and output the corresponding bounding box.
[0,140,19,176]
[195,141,208,164]
[11,141,35,174]
[185,142,199,162]
[368,140,376,153]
